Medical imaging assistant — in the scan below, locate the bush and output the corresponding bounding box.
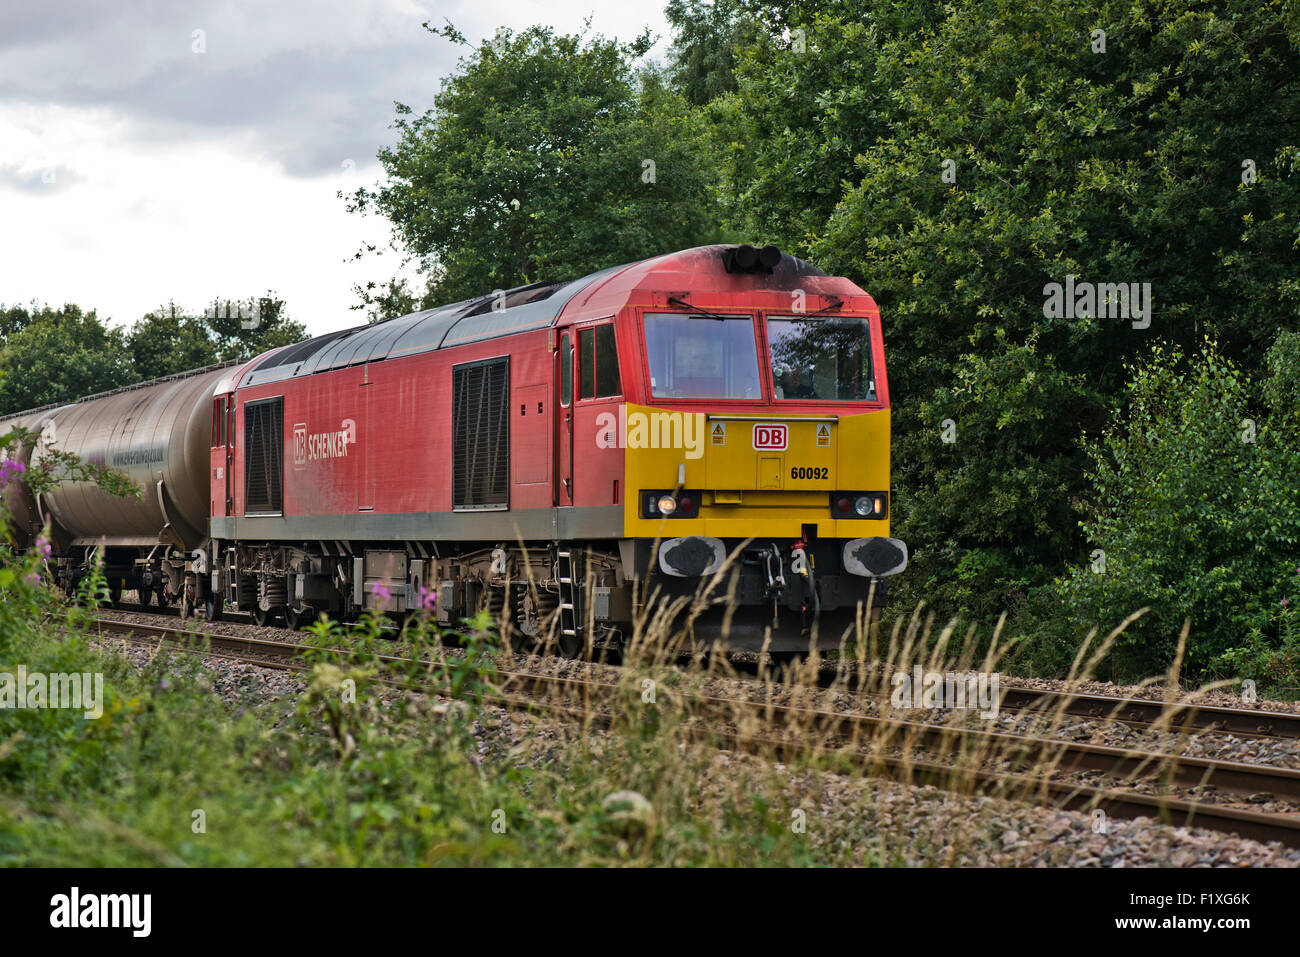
[1037,336,1300,681]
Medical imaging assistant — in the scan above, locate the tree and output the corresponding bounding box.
[0,305,135,415]
[201,292,307,361]
[717,0,1300,624]
[1045,338,1300,680]
[354,276,437,325]
[347,23,724,304]
[664,0,758,106]
[129,303,221,380]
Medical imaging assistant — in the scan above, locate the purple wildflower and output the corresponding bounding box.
[417,585,437,612]
[0,458,25,489]
[370,580,391,602]
[1283,597,1290,608]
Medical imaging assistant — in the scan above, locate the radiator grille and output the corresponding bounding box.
[452,358,510,508]
[244,397,283,513]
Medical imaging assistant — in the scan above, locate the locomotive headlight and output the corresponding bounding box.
[853,495,872,516]
[657,495,678,515]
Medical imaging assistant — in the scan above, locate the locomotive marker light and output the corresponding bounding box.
[831,492,888,519]
[642,490,700,519]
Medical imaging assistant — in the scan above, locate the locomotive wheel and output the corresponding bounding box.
[556,631,583,658]
[205,592,223,622]
[156,585,170,606]
[252,605,273,627]
[139,586,153,607]
[286,606,314,630]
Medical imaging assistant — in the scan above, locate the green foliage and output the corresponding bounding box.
[355,276,438,324]
[1043,338,1300,680]
[0,295,308,417]
[664,0,759,106]
[128,303,221,381]
[0,305,134,414]
[712,0,1300,632]
[348,23,724,304]
[202,293,308,362]
[904,332,1090,623]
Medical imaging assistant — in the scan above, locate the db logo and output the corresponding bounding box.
[753,423,788,450]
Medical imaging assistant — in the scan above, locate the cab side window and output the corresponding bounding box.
[560,333,572,406]
[578,324,621,400]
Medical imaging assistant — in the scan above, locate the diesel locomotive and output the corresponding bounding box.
[1,244,907,653]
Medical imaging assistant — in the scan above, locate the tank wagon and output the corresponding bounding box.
[1,365,236,607]
[4,245,908,652]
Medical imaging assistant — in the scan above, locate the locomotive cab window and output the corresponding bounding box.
[767,316,877,402]
[560,333,572,406]
[578,324,621,399]
[643,313,761,400]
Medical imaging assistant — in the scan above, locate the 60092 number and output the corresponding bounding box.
[790,466,828,481]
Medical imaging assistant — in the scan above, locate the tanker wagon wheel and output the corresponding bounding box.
[205,591,223,623]
[108,581,122,608]
[138,585,153,608]
[180,579,196,620]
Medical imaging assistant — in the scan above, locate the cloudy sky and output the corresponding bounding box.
[0,1,673,336]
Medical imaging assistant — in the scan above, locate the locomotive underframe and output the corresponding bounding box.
[193,533,887,653]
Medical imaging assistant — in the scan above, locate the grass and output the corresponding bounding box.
[2,542,1254,869]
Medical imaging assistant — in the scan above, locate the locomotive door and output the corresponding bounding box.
[210,394,234,516]
[357,381,374,510]
[226,399,234,513]
[555,331,574,505]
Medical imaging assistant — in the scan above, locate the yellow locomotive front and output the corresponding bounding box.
[617,297,907,653]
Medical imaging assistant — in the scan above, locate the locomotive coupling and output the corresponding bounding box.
[842,537,909,577]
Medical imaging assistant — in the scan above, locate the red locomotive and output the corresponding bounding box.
[2,245,907,653]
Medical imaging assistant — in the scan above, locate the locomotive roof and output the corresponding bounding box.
[233,245,845,390]
[236,266,620,389]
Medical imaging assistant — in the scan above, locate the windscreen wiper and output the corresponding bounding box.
[667,295,736,319]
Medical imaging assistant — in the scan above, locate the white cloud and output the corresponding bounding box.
[0,0,673,337]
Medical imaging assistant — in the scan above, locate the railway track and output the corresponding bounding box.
[92,615,1300,849]
[100,604,1300,744]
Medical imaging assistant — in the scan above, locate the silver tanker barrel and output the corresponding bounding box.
[0,406,68,547]
[35,365,231,554]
